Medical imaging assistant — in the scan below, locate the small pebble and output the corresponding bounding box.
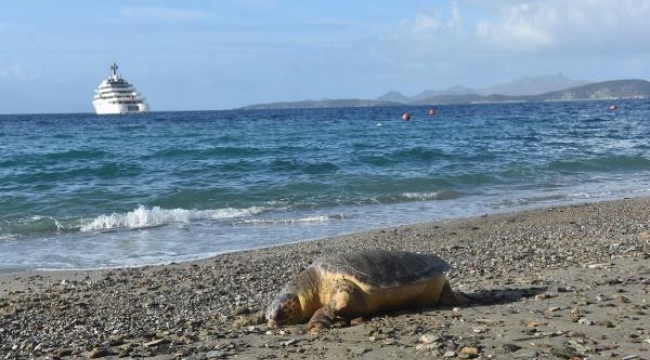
[596,293,610,302]
[535,293,554,300]
[419,334,441,344]
[587,263,610,269]
[622,355,639,360]
[578,318,594,326]
[350,317,364,326]
[459,346,480,358]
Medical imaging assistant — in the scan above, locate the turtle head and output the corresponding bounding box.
[265,292,302,328]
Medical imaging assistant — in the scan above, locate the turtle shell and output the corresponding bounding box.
[313,250,450,288]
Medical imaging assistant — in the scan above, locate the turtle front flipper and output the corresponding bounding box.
[306,304,336,331]
[307,278,368,332]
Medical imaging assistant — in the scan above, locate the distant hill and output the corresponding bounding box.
[534,79,650,101]
[238,78,650,110]
[377,91,410,103]
[411,93,516,105]
[379,74,587,103]
[239,98,402,110]
[479,74,590,96]
[411,85,477,101]
[413,79,650,105]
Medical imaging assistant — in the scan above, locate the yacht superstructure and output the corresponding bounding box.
[92,63,150,115]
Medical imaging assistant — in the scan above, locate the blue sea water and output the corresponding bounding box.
[2,100,650,273]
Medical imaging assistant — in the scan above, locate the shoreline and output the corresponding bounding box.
[1,197,650,359]
[1,192,642,277]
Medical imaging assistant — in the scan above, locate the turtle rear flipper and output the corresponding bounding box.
[437,281,469,306]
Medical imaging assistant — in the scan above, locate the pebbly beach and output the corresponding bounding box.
[1,197,650,359]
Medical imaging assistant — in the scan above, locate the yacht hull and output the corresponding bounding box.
[92,101,149,115]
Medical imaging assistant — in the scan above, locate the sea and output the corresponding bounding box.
[2,100,650,274]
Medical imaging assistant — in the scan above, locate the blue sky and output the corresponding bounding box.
[1,0,650,114]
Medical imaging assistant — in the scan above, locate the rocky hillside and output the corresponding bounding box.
[536,79,650,101]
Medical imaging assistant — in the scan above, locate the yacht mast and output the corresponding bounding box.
[110,63,120,80]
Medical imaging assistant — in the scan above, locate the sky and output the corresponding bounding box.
[1,0,650,114]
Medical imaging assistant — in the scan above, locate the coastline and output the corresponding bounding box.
[1,197,649,359]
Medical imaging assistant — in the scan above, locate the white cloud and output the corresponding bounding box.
[474,0,650,53]
[476,3,556,52]
[383,0,650,58]
[396,4,464,35]
[120,6,212,23]
[380,3,470,66]
[0,63,24,79]
[410,13,442,32]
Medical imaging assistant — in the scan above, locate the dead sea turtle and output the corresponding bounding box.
[265,250,465,331]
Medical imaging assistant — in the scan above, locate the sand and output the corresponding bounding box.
[1,197,649,359]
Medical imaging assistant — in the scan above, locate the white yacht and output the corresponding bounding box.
[92,63,150,115]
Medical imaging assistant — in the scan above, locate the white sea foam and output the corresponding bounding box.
[79,205,265,232]
[401,192,441,200]
[0,234,18,241]
[400,190,465,202]
[240,215,331,225]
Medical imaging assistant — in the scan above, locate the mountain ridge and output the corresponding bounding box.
[238,78,650,110]
[478,74,589,96]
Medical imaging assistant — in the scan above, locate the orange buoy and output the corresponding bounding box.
[402,112,411,121]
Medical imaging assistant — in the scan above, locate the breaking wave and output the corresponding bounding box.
[79,205,266,232]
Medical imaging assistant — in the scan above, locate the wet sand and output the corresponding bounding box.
[1,197,649,359]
